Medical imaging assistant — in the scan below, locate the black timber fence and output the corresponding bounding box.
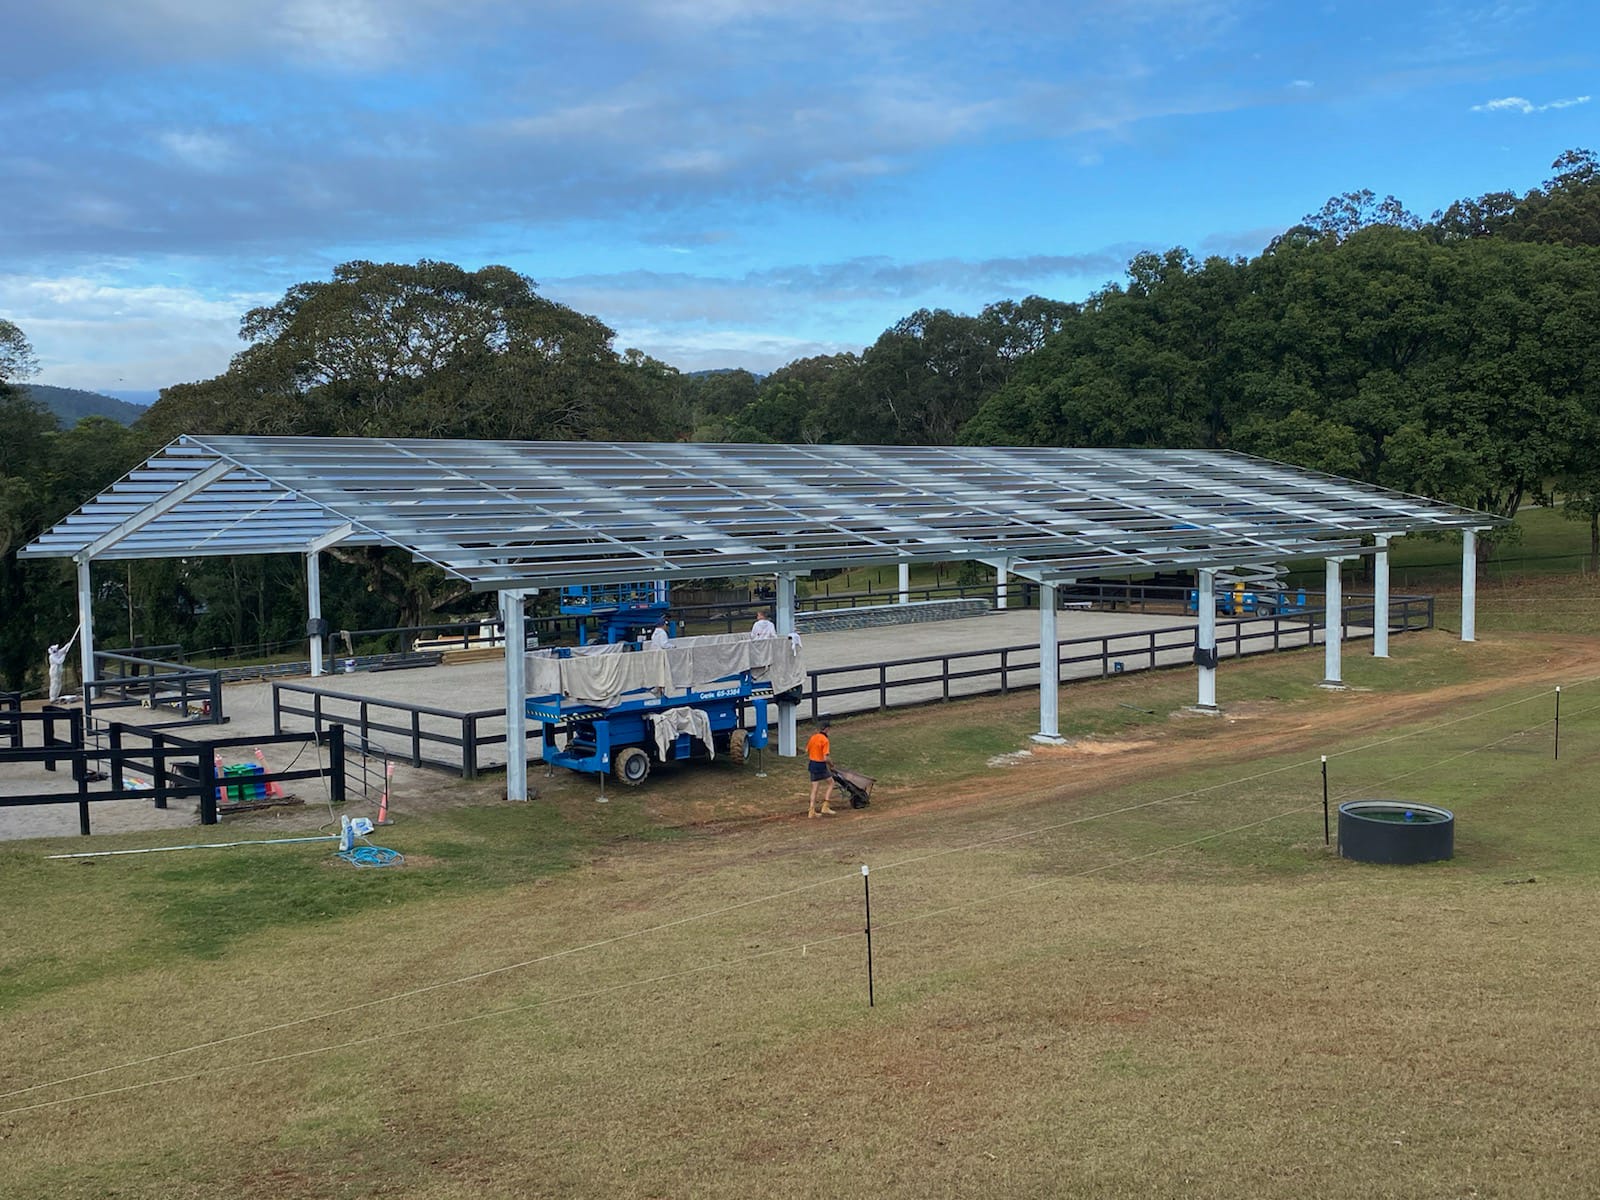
[89,648,225,728]
[0,714,348,835]
[271,685,514,780]
[267,590,1431,779]
[802,593,1433,718]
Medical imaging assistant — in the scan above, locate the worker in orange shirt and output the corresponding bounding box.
[806,717,836,818]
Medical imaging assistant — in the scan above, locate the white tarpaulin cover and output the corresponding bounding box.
[648,706,714,759]
[526,631,804,708]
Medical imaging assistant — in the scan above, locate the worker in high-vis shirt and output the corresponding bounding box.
[806,717,836,818]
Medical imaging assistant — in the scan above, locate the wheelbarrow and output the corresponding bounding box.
[830,765,873,809]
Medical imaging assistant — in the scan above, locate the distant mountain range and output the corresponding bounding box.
[22,384,149,427]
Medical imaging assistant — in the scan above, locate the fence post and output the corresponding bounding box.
[77,752,91,836]
[463,714,478,780]
[198,751,219,825]
[272,685,283,736]
[209,672,222,723]
[109,723,124,792]
[328,723,347,806]
[152,732,168,809]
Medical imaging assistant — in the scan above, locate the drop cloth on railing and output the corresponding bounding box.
[648,706,714,759]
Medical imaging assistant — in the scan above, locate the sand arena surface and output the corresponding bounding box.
[1,606,1351,841]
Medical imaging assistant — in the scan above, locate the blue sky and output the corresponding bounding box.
[1,0,1594,397]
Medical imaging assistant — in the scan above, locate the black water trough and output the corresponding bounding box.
[1338,800,1454,864]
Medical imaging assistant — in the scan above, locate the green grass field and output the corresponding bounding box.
[5,574,1600,1198]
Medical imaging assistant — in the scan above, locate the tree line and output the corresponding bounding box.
[1,149,1596,689]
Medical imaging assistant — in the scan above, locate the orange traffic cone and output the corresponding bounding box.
[376,762,394,825]
[253,748,285,798]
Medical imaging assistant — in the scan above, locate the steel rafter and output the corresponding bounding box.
[21,436,1503,588]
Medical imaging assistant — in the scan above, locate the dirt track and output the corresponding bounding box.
[4,621,1576,845]
[874,630,1598,828]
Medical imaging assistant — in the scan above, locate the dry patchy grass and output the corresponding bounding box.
[5,626,1600,1198]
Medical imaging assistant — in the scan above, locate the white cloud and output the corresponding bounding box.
[272,0,410,69]
[627,0,914,25]
[1471,94,1591,114]
[0,274,275,391]
[158,130,238,172]
[614,326,854,374]
[651,148,731,174]
[500,103,639,142]
[62,195,137,229]
[19,0,507,72]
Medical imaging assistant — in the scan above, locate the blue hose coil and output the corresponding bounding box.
[337,845,404,868]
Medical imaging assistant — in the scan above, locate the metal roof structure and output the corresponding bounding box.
[21,436,1502,588]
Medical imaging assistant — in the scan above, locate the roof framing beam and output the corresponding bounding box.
[23,437,1505,590]
[73,459,232,562]
[308,522,357,554]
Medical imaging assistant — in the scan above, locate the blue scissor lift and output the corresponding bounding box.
[526,650,771,786]
[560,583,672,646]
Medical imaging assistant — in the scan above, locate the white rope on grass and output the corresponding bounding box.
[0,926,864,1117]
[0,866,863,1103]
[31,693,1568,1121]
[9,677,1599,1108]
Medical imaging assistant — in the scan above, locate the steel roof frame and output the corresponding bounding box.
[21,436,1502,587]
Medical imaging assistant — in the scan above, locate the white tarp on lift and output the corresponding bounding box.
[525,631,805,708]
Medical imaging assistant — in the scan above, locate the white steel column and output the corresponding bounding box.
[1196,568,1217,709]
[1373,535,1391,659]
[1461,529,1478,643]
[76,558,94,710]
[501,589,529,801]
[1033,582,1064,743]
[1323,557,1344,685]
[307,551,324,677]
[775,572,798,756]
[898,562,909,605]
[995,561,1008,610]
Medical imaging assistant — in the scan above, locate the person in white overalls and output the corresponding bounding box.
[46,642,71,701]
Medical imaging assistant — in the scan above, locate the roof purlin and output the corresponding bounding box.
[19,436,1500,590]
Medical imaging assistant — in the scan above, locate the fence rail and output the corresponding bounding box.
[265,592,1431,778]
[89,649,225,727]
[272,684,513,779]
[1,690,23,749]
[0,717,346,834]
[803,594,1433,717]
